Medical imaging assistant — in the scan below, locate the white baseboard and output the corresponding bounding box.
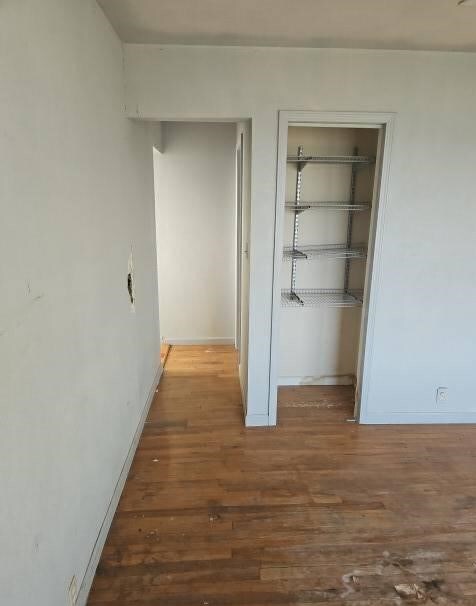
[77,364,163,606]
[360,411,476,424]
[165,337,235,345]
[245,413,270,427]
[278,375,355,386]
[238,364,247,418]
[268,409,277,426]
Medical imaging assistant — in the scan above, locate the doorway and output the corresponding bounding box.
[235,133,244,356]
[153,121,251,413]
[269,111,394,425]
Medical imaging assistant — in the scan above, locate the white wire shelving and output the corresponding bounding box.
[281,289,364,308]
[287,154,374,165]
[285,201,371,213]
[283,145,373,308]
[283,243,367,261]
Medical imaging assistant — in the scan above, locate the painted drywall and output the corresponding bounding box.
[279,127,377,384]
[237,121,252,408]
[154,122,236,343]
[124,44,476,425]
[0,2,159,605]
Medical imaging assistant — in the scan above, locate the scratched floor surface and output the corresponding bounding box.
[88,345,476,605]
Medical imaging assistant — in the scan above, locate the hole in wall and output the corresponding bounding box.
[127,273,134,305]
[127,248,136,311]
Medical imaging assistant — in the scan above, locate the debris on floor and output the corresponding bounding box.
[339,551,453,603]
[394,583,426,600]
[341,571,362,597]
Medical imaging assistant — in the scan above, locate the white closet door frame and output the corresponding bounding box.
[268,110,395,425]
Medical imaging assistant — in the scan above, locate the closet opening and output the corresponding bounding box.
[269,112,394,425]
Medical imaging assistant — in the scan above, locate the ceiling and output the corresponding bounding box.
[98,0,476,52]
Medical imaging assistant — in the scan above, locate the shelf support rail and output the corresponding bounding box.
[344,146,358,296]
[290,145,305,305]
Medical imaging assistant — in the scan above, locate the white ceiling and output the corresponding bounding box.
[98,0,476,52]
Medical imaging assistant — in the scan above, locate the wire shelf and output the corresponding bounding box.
[285,201,371,213]
[281,289,364,308]
[287,155,375,165]
[283,244,367,261]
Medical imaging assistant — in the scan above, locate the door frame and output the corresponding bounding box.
[235,133,244,355]
[268,110,395,425]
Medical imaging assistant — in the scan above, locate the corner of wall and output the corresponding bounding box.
[245,413,271,427]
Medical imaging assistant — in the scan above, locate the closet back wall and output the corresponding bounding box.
[154,122,236,343]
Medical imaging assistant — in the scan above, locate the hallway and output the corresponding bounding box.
[88,346,476,605]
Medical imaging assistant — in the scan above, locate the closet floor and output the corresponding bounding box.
[87,346,476,605]
[278,384,355,421]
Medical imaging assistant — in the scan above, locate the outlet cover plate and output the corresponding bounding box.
[436,387,449,404]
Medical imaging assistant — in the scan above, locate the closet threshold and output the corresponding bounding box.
[281,289,364,308]
[283,244,367,260]
[287,154,375,166]
[285,201,371,212]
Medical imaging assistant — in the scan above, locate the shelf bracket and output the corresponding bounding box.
[291,248,308,259]
[344,146,358,294]
[289,291,305,306]
[290,145,304,294]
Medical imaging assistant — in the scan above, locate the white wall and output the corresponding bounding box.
[0,2,159,605]
[124,44,476,425]
[154,122,236,343]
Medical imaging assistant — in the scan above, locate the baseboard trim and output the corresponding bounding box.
[245,413,270,427]
[360,411,476,425]
[238,364,247,419]
[278,375,355,386]
[77,364,163,606]
[165,338,235,345]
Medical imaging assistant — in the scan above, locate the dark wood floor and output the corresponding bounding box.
[88,346,476,605]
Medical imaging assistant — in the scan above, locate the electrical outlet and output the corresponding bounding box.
[68,576,78,606]
[436,387,449,404]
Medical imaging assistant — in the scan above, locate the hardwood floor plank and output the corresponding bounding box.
[87,345,476,605]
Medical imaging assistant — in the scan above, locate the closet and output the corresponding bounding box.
[278,125,381,413]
